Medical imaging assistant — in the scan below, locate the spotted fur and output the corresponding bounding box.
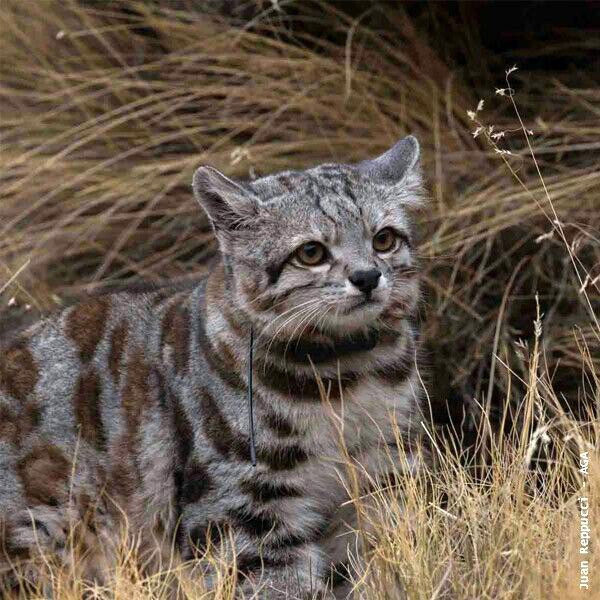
[0,136,427,598]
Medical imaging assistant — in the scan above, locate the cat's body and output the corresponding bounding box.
[0,137,426,598]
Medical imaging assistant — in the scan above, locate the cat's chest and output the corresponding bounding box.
[304,374,417,450]
[257,376,418,538]
[285,372,419,498]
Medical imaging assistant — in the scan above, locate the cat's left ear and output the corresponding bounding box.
[357,135,424,206]
[192,166,260,234]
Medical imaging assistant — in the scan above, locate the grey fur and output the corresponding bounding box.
[0,136,427,598]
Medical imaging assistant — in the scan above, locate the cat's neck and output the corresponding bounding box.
[206,261,406,377]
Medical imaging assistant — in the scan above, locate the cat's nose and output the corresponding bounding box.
[348,269,382,295]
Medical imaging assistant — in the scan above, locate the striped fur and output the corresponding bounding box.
[0,136,427,598]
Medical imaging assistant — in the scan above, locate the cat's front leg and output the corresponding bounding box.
[183,520,333,599]
[237,541,333,599]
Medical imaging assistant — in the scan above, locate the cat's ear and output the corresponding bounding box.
[357,135,423,204]
[192,166,259,233]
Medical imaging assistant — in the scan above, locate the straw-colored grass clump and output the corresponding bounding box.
[0,1,598,598]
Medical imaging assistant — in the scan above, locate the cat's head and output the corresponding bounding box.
[193,136,425,338]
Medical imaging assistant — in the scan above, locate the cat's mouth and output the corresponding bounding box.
[341,295,381,314]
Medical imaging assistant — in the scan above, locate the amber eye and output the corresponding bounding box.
[295,241,327,266]
[373,228,398,253]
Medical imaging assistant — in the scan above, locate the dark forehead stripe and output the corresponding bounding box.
[0,342,38,402]
[341,172,358,203]
[277,174,294,191]
[253,170,303,200]
[73,367,106,452]
[66,297,109,363]
[330,193,362,223]
[309,178,339,228]
[310,168,361,219]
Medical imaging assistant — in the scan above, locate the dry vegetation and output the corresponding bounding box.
[0,1,598,598]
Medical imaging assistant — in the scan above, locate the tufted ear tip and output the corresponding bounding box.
[191,165,213,192]
[192,165,258,233]
[400,135,420,164]
[358,135,421,185]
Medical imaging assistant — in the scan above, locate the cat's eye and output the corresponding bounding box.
[294,241,328,266]
[373,228,398,253]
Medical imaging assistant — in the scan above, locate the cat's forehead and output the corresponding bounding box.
[249,163,358,202]
[249,164,409,236]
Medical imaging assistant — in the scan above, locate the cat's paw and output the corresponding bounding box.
[239,571,333,600]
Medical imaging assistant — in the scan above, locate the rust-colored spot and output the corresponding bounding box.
[161,302,190,374]
[222,305,245,336]
[240,276,259,299]
[121,349,151,443]
[0,342,38,402]
[151,288,181,306]
[21,401,41,440]
[0,405,18,445]
[0,402,40,447]
[66,298,109,363]
[74,368,106,451]
[108,320,128,385]
[216,340,238,371]
[109,452,137,501]
[17,445,70,507]
[1,520,31,561]
[200,388,249,460]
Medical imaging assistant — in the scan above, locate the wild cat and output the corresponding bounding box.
[0,136,427,598]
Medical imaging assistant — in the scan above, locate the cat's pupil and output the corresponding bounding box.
[296,241,326,266]
[374,228,396,252]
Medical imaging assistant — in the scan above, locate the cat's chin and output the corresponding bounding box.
[321,300,385,334]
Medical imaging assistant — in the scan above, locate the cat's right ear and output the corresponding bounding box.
[192,166,259,233]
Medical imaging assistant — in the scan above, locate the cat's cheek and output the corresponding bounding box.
[239,275,261,300]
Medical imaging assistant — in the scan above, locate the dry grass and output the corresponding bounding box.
[0,1,598,598]
[3,356,598,599]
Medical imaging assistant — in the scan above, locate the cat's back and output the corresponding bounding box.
[1,277,201,391]
[0,282,205,581]
[0,282,197,503]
